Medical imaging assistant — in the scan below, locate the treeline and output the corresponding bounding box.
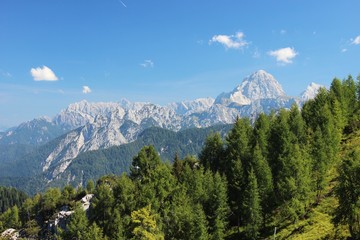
[0,75,360,239]
[0,187,28,214]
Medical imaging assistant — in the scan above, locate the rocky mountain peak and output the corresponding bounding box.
[240,70,286,100]
[300,82,323,102]
[215,70,286,106]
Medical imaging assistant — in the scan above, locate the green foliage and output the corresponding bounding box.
[23,219,40,238]
[243,168,262,239]
[334,150,360,238]
[199,132,225,173]
[86,180,95,194]
[91,180,115,232]
[64,203,89,239]
[130,145,162,181]
[0,125,231,195]
[311,127,329,201]
[0,205,20,231]
[0,186,28,214]
[131,205,164,240]
[83,222,108,240]
[39,187,61,220]
[1,73,359,239]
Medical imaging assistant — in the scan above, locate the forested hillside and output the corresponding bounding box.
[0,187,27,214]
[1,74,360,239]
[0,124,232,194]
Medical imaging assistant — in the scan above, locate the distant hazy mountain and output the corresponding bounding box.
[0,70,320,185]
[0,117,70,146]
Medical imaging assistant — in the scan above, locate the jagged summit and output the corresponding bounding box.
[241,70,286,99]
[0,70,324,179]
[215,70,286,106]
[300,82,323,102]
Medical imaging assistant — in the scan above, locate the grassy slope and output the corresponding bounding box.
[262,131,360,239]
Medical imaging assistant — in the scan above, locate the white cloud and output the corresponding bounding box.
[140,60,154,68]
[209,32,248,49]
[352,35,360,45]
[268,47,298,64]
[82,86,92,94]
[341,48,348,53]
[30,66,58,81]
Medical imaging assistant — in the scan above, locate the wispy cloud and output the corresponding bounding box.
[30,66,58,81]
[352,35,360,45]
[341,48,348,53]
[209,32,249,49]
[0,69,12,78]
[268,47,298,64]
[280,29,286,35]
[252,48,261,58]
[140,60,154,68]
[118,0,127,8]
[82,86,92,94]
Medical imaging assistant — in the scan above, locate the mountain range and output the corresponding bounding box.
[0,70,322,192]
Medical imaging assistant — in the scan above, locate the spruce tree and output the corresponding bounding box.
[83,222,107,240]
[334,150,360,238]
[192,204,209,240]
[91,183,115,233]
[289,103,306,145]
[199,132,225,173]
[243,167,262,240]
[253,113,271,157]
[64,203,89,240]
[225,118,252,227]
[209,173,229,240]
[130,145,162,181]
[311,127,328,201]
[251,142,273,225]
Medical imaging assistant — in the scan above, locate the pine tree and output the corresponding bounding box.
[131,205,164,240]
[251,142,273,225]
[333,150,360,239]
[91,182,115,232]
[199,132,225,173]
[113,174,136,217]
[172,153,183,181]
[64,203,89,240]
[343,75,357,121]
[269,109,312,219]
[225,117,252,227]
[39,187,61,220]
[107,208,125,240]
[86,180,95,194]
[253,113,271,157]
[209,173,229,240]
[0,205,20,230]
[226,117,253,172]
[311,127,328,201]
[83,222,107,240]
[130,145,162,181]
[192,204,209,240]
[162,185,195,239]
[268,109,291,200]
[289,103,306,144]
[243,168,262,240]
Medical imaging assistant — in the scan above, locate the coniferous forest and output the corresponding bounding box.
[1,75,360,239]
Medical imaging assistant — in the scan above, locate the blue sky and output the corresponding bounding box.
[1,0,360,129]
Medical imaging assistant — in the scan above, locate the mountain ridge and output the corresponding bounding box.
[0,70,321,183]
